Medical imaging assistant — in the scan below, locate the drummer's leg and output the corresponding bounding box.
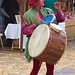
[30,58,41,75]
[46,63,54,75]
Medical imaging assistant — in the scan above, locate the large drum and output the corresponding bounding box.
[28,24,66,64]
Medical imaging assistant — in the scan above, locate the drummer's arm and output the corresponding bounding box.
[22,19,35,35]
[53,10,65,23]
[53,2,65,22]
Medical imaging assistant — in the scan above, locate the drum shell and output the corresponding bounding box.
[33,27,66,64]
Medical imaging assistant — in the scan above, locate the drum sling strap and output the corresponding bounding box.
[45,8,50,15]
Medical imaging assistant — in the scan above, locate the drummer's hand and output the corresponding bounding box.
[54,2,61,17]
[34,15,39,28]
[54,2,61,11]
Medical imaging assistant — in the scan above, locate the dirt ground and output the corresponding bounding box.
[0,40,75,75]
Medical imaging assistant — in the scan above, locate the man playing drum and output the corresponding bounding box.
[22,0,65,75]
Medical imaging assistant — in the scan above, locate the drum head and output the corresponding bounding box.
[50,23,62,33]
[41,14,56,24]
[28,24,50,57]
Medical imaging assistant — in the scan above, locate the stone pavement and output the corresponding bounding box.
[0,40,75,75]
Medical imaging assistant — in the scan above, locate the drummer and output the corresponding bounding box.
[22,0,65,75]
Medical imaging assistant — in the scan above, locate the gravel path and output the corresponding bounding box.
[0,40,75,75]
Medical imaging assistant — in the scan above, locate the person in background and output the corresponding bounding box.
[0,0,10,34]
[44,0,58,12]
[22,0,65,75]
[1,0,19,47]
[2,0,19,24]
[0,0,10,25]
[0,8,10,27]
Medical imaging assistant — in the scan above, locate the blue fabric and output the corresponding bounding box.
[41,14,58,25]
[41,14,53,24]
[44,0,58,12]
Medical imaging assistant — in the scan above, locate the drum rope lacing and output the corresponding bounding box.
[50,29,64,50]
[48,28,64,50]
[50,38,64,50]
[48,27,52,47]
[48,28,62,50]
[39,27,61,64]
[36,27,65,64]
[60,31,66,38]
[51,32,65,44]
[48,27,65,54]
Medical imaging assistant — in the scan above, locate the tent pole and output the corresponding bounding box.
[20,0,29,52]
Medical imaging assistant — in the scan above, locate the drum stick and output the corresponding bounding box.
[38,18,46,24]
[38,18,50,25]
